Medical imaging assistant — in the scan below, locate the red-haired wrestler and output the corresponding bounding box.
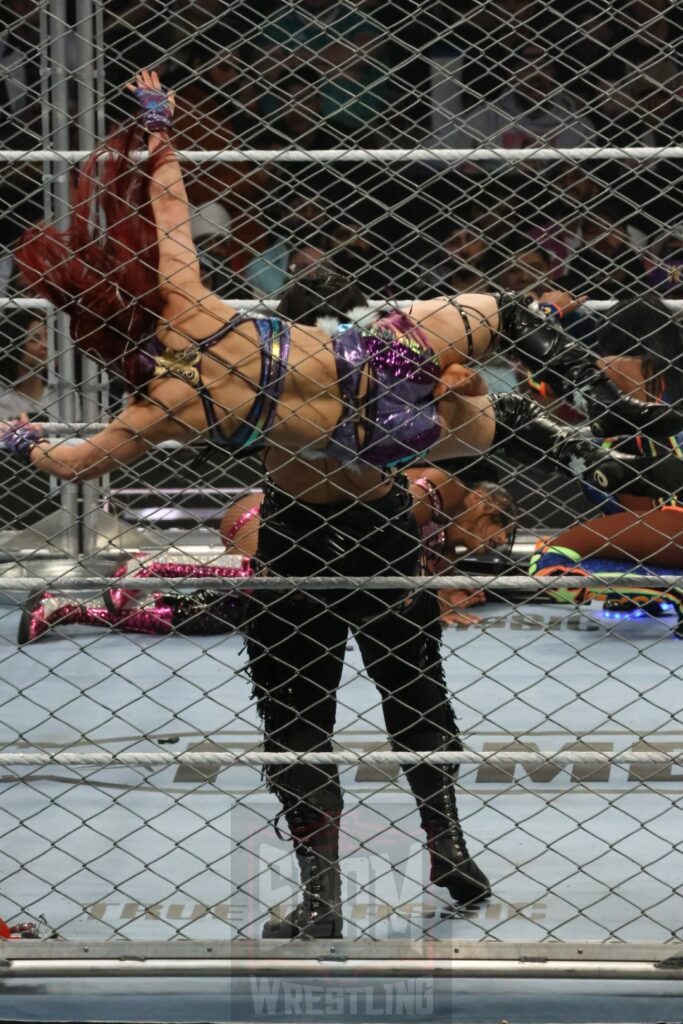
[9,71,665,491]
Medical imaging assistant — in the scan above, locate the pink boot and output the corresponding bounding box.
[18,593,173,644]
[105,556,252,612]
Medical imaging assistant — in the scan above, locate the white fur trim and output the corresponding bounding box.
[298,445,330,462]
[316,315,342,337]
[346,305,379,328]
[568,454,588,476]
[315,307,379,337]
[572,389,589,415]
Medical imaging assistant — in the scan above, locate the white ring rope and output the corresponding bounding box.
[0,575,678,593]
[0,749,678,767]
[4,298,679,313]
[1,146,682,163]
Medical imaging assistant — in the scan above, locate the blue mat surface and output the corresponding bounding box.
[1,599,682,944]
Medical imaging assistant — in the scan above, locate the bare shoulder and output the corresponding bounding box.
[161,286,239,343]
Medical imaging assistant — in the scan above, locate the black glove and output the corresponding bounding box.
[491,391,671,500]
[494,292,683,438]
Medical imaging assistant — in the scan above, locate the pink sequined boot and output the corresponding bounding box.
[18,593,173,644]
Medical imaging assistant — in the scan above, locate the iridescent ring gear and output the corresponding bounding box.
[134,86,174,133]
[131,313,291,457]
[1,421,42,464]
[324,311,442,467]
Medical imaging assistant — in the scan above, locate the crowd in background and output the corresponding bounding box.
[1,0,683,330]
[0,0,680,534]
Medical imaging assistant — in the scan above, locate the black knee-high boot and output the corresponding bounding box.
[246,595,346,939]
[491,391,677,501]
[262,793,343,940]
[260,745,344,939]
[400,731,491,906]
[360,590,490,908]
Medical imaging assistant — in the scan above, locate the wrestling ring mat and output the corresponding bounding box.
[1,578,682,1022]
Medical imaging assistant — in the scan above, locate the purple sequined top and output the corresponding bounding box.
[327,311,442,467]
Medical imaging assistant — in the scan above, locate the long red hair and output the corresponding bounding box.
[15,125,166,388]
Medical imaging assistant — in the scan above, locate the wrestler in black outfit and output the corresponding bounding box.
[246,475,487,939]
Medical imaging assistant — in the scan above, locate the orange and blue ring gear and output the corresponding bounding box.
[527,375,550,401]
[530,540,683,619]
[528,539,591,604]
[576,558,683,623]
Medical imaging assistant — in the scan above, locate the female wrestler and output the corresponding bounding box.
[229,275,623,938]
[10,71,671,483]
[410,467,516,624]
[19,469,516,642]
[11,71,667,938]
[530,296,683,616]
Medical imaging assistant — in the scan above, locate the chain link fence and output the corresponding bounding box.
[0,0,682,972]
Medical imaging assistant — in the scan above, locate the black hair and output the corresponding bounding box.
[597,295,683,406]
[277,269,366,326]
[472,480,518,528]
[274,75,320,99]
[583,199,630,230]
[507,243,551,266]
[507,41,557,71]
[466,479,518,556]
[495,230,532,256]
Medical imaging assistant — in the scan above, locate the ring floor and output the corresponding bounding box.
[1,598,682,945]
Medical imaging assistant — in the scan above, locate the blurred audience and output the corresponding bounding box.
[1,0,683,317]
[645,225,683,298]
[454,1,556,110]
[257,77,338,149]
[191,201,247,298]
[620,0,681,89]
[423,224,498,294]
[253,0,392,144]
[444,42,596,151]
[327,220,386,297]
[287,245,329,280]
[1,0,42,148]
[563,203,646,301]
[587,56,656,150]
[0,314,56,421]
[525,164,600,280]
[243,195,329,298]
[497,244,552,298]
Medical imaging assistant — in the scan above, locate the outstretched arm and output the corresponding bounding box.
[128,70,206,306]
[1,399,192,481]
